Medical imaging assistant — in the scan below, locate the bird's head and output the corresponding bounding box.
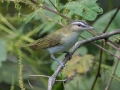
[69,20,94,32]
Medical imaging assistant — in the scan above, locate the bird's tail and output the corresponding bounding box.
[21,44,31,47]
[21,43,38,49]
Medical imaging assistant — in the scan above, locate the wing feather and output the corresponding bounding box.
[24,32,64,49]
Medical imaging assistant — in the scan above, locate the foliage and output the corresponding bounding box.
[62,54,94,78]
[63,0,103,20]
[93,9,120,33]
[0,0,119,90]
[0,38,7,67]
[93,9,120,42]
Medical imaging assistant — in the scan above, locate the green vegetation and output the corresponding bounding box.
[0,0,120,90]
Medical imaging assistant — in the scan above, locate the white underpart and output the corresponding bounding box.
[46,32,80,54]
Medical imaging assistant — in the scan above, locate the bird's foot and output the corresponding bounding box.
[50,54,64,67]
[64,51,72,60]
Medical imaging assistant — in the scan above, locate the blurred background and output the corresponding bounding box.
[0,0,120,90]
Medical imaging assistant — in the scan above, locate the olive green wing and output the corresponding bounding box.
[23,32,64,49]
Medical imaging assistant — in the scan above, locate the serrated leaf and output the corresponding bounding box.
[63,0,103,21]
[62,54,94,78]
[0,38,7,67]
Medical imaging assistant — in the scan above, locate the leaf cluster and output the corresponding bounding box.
[0,0,120,90]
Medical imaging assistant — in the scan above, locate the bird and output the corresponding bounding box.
[23,20,94,67]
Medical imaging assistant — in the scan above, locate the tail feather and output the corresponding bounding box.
[21,43,38,50]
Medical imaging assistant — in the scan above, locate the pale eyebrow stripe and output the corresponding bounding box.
[72,22,86,26]
[72,20,87,25]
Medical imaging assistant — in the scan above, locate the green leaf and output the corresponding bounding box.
[40,21,56,35]
[99,71,120,90]
[65,75,97,90]
[93,9,120,33]
[0,64,18,83]
[24,10,39,24]
[62,54,94,78]
[0,63,31,84]
[44,0,57,7]
[63,0,103,21]
[0,38,7,67]
[114,51,120,77]
[75,46,88,55]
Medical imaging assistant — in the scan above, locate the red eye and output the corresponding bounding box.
[77,24,81,27]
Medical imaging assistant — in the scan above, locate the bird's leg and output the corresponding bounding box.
[50,54,64,67]
[63,51,72,60]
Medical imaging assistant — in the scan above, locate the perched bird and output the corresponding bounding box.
[23,20,94,67]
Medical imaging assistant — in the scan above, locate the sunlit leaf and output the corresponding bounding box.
[62,54,94,78]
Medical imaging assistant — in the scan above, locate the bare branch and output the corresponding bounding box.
[107,41,120,51]
[6,1,120,89]
[91,42,104,90]
[103,6,120,33]
[91,5,120,90]
[105,51,120,90]
[92,42,120,59]
[48,29,120,90]
[49,0,58,12]
[71,29,120,53]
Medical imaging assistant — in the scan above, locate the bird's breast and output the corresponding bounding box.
[46,32,79,54]
[62,32,79,49]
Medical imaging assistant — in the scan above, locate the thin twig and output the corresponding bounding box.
[7,1,120,89]
[42,5,73,21]
[80,36,120,59]
[17,0,73,21]
[92,42,120,60]
[48,29,120,90]
[107,40,120,51]
[105,51,120,90]
[107,40,120,49]
[91,42,104,89]
[28,75,50,88]
[63,81,66,90]
[39,12,64,26]
[103,5,120,33]
[91,5,120,90]
[49,0,58,12]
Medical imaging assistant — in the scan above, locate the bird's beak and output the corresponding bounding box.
[88,26,94,30]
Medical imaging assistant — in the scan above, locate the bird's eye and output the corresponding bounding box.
[77,24,81,27]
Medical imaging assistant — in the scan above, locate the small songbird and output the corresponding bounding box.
[23,20,94,67]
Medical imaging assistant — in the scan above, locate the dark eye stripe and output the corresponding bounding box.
[77,24,81,26]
